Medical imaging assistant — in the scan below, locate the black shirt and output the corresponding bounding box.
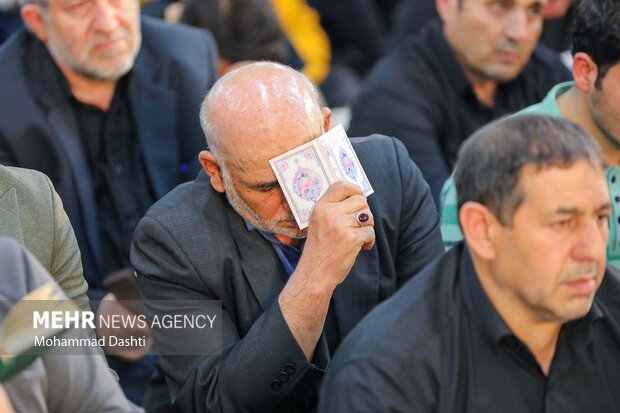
[25,39,156,293]
[68,78,156,278]
[319,243,620,413]
[348,21,571,203]
[37,68,156,280]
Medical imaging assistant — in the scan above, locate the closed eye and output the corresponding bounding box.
[253,181,280,192]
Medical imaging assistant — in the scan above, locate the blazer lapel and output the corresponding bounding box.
[45,104,103,273]
[130,49,179,199]
[28,40,102,274]
[225,207,288,312]
[0,188,24,244]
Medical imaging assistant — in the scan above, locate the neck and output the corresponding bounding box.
[473,259,561,375]
[558,87,620,165]
[274,233,303,248]
[465,70,498,108]
[56,60,118,111]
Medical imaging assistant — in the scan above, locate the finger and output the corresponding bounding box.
[336,194,370,215]
[312,194,369,224]
[356,226,375,250]
[352,209,374,228]
[319,181,364,204]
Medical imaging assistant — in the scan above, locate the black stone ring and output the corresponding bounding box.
[356,211,370,225]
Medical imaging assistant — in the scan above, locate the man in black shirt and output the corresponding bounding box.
[319,115,620,413]
[0,0,218,403]
[348,0,570,203]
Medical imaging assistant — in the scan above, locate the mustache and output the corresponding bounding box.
[89,30,129,47]
[562,262,599,282]
[495,38,523,53]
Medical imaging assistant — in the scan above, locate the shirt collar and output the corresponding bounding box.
[459,244,513,345]
[460,243,606,347]
[243,219,305,250]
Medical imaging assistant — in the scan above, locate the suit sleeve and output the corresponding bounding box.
[131,216,327,413]
[391,137,444,287]
[348,64,450,204]
[44,174,91,313]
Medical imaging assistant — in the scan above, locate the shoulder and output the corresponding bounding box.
[0,166,54,205]
[350,134,402,158]
[136,171,232,245]
[355,35,431,95]
[0,28,28,63]
[327,246,461,373]
[521,44,571,83]
[0,30,32,98]
[596,266,620,323]
[140,17,216,59]
[351,135,423,180]
[321,248,462,409]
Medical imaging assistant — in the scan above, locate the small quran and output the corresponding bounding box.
[269,124,374,229]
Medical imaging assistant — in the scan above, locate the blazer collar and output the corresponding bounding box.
[222,196,288,312]
[130,49,180,198]
[26,38,103,273]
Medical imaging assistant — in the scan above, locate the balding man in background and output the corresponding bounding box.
[131,61,444,413]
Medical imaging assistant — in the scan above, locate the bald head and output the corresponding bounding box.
[200,62,327,169]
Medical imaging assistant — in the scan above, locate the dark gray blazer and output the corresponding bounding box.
[131,135,444,412]
[0,17,218,294]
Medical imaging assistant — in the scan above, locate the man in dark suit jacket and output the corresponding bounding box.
[0,0,217,403]
[131,62,444,412]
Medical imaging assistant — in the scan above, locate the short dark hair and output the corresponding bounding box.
[455,115,605,224]
[180,0,288,64]
[571,0,620,88]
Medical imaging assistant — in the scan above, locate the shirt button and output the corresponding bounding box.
[114,164,124,174]
[271,380,282,392]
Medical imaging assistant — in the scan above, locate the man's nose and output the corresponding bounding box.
[92,0,120,33]
[278,188,292,213]
[503,9,529,43]
[572,217,607,262]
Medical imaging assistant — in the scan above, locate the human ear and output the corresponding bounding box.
[436,0,458,23]
[459,202,498,260]
[321,107,332,131]
[572,52,598,92]
[21,4,48,42]
[198,151,225,193]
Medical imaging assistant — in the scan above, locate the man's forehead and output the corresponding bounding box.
[517,162,609,212]
[227,128,322,180]
[460,0,547,10]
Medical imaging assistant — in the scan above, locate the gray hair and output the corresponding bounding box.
[18,0,48,8]
[455,114,606,225]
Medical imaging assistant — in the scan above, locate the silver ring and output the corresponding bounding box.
[355,211,370,226]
